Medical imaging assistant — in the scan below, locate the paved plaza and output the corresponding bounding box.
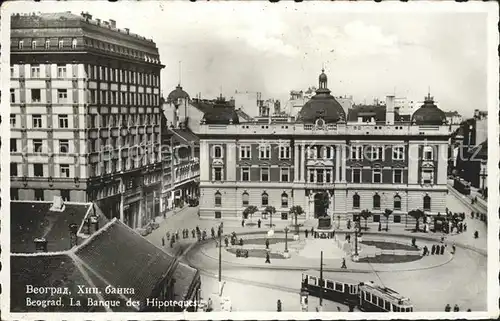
[145,189,488,312]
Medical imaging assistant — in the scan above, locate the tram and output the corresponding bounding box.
[301,270,414,312]
[453,178,471,195]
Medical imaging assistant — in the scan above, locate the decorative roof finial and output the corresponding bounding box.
[178,60,182,86]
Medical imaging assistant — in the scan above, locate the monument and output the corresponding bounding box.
[313,216,335,238]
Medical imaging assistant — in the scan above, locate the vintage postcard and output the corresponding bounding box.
[0,0,498,320]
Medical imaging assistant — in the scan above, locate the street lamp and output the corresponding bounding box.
[283,227,290,258]
[218,224,222,296]
[354,218,360,259]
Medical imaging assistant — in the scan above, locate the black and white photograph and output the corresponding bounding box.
[1,1,498,319]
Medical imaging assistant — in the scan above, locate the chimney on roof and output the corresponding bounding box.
[386,95,395,125]
[50,195,65,212]
[69,223,79,247]
[34,238,48,253]
[96,18,101,25]
[125,28,130,34]
[109,19,116,28]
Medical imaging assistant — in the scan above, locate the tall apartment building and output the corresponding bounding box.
[10,12,164,229]
[194,70,450,225]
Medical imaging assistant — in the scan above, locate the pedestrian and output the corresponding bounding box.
[224,237,229,247]
[265,252,271,264]
[378,221,382,231]
[239,238,244,246]
[431,244,436,255]
[265,238,270,250]
[464,223,467,232]
[422,246,428,256]
[217,227,221,238]
[211,227,215,239]
[257,219,261,228]
[162,237,165,247]
[192,229,195,238]
[452,244,456,254]
[241,219,245,227]
[471,211,475,219]
[176,231,179,241]
[474,230,479,239]
[277,299,282,312]
[170,238,174,248]
[305,229,309,238]
[202,230,207,240]
[440,244,445,255]
[341,258,347,269]
[467,309,471,312]
[444,304,451,312]
[311,227,314,236]
[453,304,459,312]
[411,237,416,247]
[166,231,170,240]
[441,236,445,243]
[207,298,213,312]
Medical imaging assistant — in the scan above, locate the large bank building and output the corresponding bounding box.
[194,70,451,226]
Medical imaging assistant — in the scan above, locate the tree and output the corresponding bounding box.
[289,205,304,235]
[408,209,424,232]
[359,210,372,230]
[243,205,258,220]
[383,209,393,231]
[265,206,277,227]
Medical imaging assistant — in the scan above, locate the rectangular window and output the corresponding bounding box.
[10,89,15,103]
[422,168,434,184]
[31,64,40,78]
[261,167,270,182]
[279,146,291,159]
[316,169,324,183]
[393,215,401,223]
[32,114,42,128]
[33,139,43,153]
[215,211,222,219]
[33,164,44,177]
[19,40,23,49]
[214,167,222,181]
[392,146,405,160]
[241,167,250,181]
[281,212,288,220]
[373,168,382,183]
[240,145,251,159]
[90,89,96,104]
[57,64,66,78]
[352,168,361,183]
[35,189,44,201]
[423,146,434,161]
[61,190,70,201]
[393,169,403,184]
[60,164,70,178]
[45,39,50,49]
[10,163,18,176]
[58,40,64,49]
[371,146,383,160]
[280,167,290,182]
[309,169,314,183]
[57,89,67,103]
[11,188,19,200]
[259,145,271,159]
[31,89,41,102]
[373,214,380,222]
[10,114,16,127]
[60,139,69,153]
[351,146,362,160]
[325,170,332,183]
[10,139,17,152]
[59,114,69,128]
[10,66,14,78]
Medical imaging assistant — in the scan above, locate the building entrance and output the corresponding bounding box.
[314,192,329,218]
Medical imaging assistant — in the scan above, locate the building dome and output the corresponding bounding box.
[167,85,190,104]
[297,69,346,123]
[411,94,446,125]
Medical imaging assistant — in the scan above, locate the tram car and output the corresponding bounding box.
[301,270,413,312]
[453,178,471,195]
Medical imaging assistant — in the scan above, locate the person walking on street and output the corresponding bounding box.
[211,227,215,239]
[241,219,245,227]
[431,244,436,255]
[224,237,229,247]
[265,252,271,264]
[277,299,282,312]
[440,244,445,255]
[239,238,244,246]
[258,219,261,228]
[311,227,314,238]
[474,230,479,239]
[207,298,213,312]
[452,244,456,255]
[166,231,170,240]
[192,229,195,238]
[444,304,451,312]
[453,304,459,312]
[162,237,165,247]
[305,229,309,238]
[464,222,467,232]
[265,238,270,250]
[341,258,347,269]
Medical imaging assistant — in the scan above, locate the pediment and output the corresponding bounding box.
[212,159,224,166]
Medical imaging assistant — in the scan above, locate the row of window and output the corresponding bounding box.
[86,65,159,86]
[15,38,159,64]
[212,166,433,185]
[10,163,71,178]
[11,138,70,153]
[215,191,289,208]
[214,145,433,162]
[10,188,70,202]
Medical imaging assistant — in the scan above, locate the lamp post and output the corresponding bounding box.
[218,225,222,296]
[318,250,324,311]
[480,160,487,198]
[354,219,360,257]
[284,227,289,253]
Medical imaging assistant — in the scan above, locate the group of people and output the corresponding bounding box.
[421,244,448,256]
[161,223,225,248]
[444,304,471,312]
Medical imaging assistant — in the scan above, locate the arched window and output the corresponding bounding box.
[214,146,222,158]
[281,192,288,208]
[353,194,360,209]
[242,192,249,207]
[215,192,222,207]
[393,195,402,211]
[373,194,381,209]
[262,192,269,206]
[423,195,431,211]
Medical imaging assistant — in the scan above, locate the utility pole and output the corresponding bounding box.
[354,219,359,257]
[218,225,222,296]
[319,250,323,310]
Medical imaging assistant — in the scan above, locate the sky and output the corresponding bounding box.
[4,1,494,118]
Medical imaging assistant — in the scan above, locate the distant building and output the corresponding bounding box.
[10,200,201,312]
[285,87,352,118]
[394,97,418,116]
[233,90,262,119]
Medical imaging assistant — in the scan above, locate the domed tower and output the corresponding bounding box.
[411,93,447,125]
[166,84,190,128]
[297,69,346,124]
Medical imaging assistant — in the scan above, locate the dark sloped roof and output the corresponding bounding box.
[298,94,346,123]
[170,128,199,144]
[172,262,199,301]
[411,95,446,125]
[236,108,253,121]
[190,100,215,113]
[11,202,93,253]
[11,255,106,312]
[75,220,177,308]
[203,107,240,124]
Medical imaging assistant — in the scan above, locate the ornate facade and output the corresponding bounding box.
[9,12,164,229]
[194,70,451,225]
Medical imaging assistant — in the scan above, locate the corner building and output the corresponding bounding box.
[10,12,164,228]
[195,70,450,225]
